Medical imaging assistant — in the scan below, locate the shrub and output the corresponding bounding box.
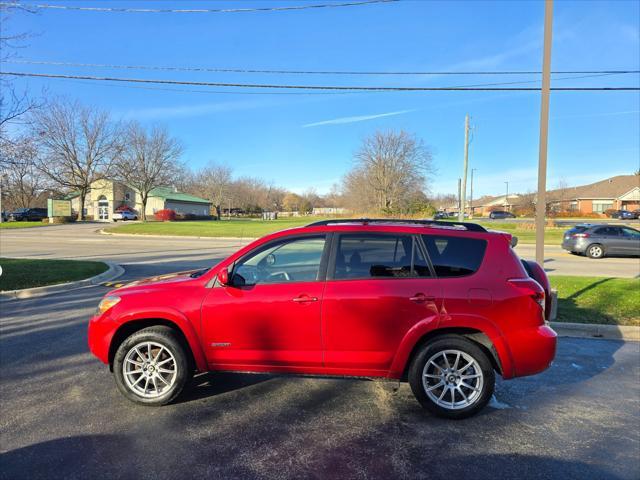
[49,216,77,224]
[603,209,617,218]
[154,209,176,221]
[552,211,603,219]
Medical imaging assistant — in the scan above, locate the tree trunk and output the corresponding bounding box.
[215,204,221,220]
[141,196,147,221]
[79,190,87,221]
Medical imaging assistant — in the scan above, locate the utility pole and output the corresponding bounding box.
[536,0,553,265]
[457,178,462,214]
[504,182,509,210]
[470,168,477,218]
[459,114,470,222]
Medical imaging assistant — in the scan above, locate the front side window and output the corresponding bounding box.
[422,235,487,278]
[621,227,640,238]
[233,236,326,286]
[333,234,431,280]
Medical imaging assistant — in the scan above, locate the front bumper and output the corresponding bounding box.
[88,313,117,365]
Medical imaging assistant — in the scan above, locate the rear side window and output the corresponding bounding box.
[595,227,620,236]
[334,234,431,279]
[422,235,487,277]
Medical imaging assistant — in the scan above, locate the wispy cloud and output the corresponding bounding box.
[122,98,281,120]
[302,109,415,128]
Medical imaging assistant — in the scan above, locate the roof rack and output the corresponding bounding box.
[305,218,487,232]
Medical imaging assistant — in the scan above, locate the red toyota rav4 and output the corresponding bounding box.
[88,219,556,419]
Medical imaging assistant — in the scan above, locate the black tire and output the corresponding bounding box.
[408,335,495,419]
[113,326,192,406]
[586,243,605,259]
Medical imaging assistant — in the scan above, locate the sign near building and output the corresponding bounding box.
[47,199,72,217]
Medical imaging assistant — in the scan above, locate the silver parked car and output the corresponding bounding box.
[561,224,640,258]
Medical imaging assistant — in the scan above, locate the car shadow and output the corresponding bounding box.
[173,371,273,404]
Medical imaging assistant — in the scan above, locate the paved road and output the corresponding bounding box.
[1,223,639,278]
[0,281,638,479]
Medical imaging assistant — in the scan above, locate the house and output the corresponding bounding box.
[471,194,521,216]
[66,179,211,221]
[547,175,639,214]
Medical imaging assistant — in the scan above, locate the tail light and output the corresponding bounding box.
[508,278,546,310]
[572,233,590,238]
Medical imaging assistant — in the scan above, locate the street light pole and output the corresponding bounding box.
[459,114,470,222]
[536,0,554,265]
[504,181,509,210]
[470,168,477,218]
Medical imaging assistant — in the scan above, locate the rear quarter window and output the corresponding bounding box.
[422,235,487,278]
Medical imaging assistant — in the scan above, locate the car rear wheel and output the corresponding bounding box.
[113,326,192,406]
[409,336,494,419]
[587,244,605,259]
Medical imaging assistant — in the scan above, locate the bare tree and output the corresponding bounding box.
[115,122,183,221]
[194,163,232,220]
[343,130,433,214]
[0,5,42,135]
[32,100,122,220]
[0,135,46,210]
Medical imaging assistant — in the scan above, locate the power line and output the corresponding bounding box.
[6,60,640,76]
[0,0,396,13]
[1,71,639,91]
[51,77,362,96]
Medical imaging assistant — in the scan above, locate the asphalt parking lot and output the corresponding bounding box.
[1,278,639,479]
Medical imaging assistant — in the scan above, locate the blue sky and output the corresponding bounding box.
[3,0,639,196]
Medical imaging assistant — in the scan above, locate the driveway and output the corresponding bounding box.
[0,280,638,479]
[1,222,639,278]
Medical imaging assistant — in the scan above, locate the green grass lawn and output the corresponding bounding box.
[105,218,318,238]
[549,275,640,326]
[0,258,109,291]
[475,221,566,245]
[106,218,566,244]
[0,221,47,229]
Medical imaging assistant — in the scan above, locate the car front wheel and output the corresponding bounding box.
[409,335,494,419]
[113,326,192,406]
[586,244,605,259]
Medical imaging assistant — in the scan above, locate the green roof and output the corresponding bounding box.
[148,187,210,204]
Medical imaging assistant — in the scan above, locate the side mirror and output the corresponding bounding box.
[218,267,230,286]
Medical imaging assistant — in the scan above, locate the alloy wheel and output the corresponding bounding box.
[422,349,484,410]
[122,341,177,398]
[589,245,603,258]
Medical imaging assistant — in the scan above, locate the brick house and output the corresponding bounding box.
[471,194,520,217]
[547,175,639,214]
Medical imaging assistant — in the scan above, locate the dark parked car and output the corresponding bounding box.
[489,210,516,219]
[608,210,636,220]
[9,208,48,222]
[561,224,640,258]
[433,211,449,220]
[633,209,640,219]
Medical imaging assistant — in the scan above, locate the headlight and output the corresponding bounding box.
[96,296,120,315]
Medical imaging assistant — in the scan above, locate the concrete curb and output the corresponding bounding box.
[98,229,257,242]
[551,321,640,342]
[0,261,125,302]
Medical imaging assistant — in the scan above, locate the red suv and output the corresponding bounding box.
[88,219,556,419]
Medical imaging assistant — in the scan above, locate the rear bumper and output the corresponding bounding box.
[561,238,587,253]
[507,325,557,378]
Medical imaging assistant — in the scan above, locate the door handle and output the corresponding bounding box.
[410,293,435,303]
[292,295,318,303]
